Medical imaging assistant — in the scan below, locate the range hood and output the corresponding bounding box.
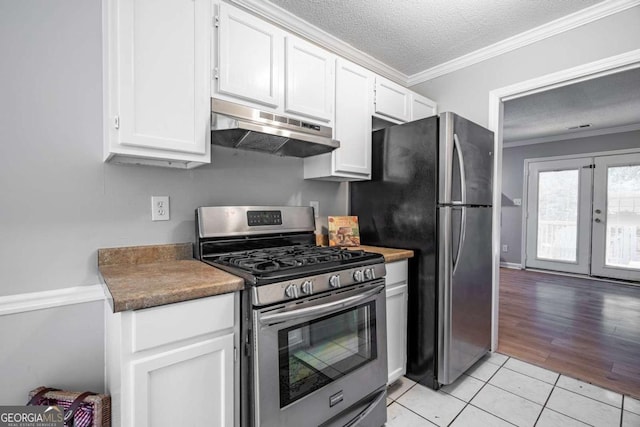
[210,98,339,158]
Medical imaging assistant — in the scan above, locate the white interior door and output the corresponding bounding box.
[525,158,593,274]
[591,153,640,281]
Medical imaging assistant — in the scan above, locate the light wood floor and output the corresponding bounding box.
[497,268,640,399]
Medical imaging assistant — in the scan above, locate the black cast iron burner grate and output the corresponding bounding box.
[214,244,367,274]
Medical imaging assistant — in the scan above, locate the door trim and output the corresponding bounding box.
[488,48,640,351]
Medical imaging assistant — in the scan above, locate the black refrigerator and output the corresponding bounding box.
[350,112,494,388]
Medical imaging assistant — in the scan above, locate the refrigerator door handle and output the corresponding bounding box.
[438,206,452,382]
[452,206,467,274]
[453,133,467,205]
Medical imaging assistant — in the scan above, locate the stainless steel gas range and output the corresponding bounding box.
[195,206,388,427]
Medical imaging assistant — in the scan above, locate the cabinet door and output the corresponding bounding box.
[385,260,408,385]
[285,36,334,123]
[131,334,234,427]
[386,282,408,385]
[333,59,373,176]
[216,3,282,108]
[374,76,411,122]
[410,93,437,120]
[113,0,210,156]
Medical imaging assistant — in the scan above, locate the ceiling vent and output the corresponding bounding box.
[567,123,592,130]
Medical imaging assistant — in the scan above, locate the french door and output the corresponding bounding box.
[591,153,640,280]
[525,152,640,281]
[525,158,593,274]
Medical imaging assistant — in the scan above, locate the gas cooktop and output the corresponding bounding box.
[215,244,370,272]
[202,244,382,285]
[196,206,384,288]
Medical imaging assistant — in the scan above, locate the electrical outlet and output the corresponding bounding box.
[502,244,508,252]
[513,198,522,206]
[310,201,320,218]
[151,196,170,221]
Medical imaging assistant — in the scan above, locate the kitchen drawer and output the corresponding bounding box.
[385,260,408,286]
[131,293,234,352]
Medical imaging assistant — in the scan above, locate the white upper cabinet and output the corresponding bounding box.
[304,59,373,180]
[214,3,334,126]
[285,36,335,123]
[410,92,438,120]
[104,0,211,168]
[374,76,437,124]
[374,76,411,123]
[215,2,283,108]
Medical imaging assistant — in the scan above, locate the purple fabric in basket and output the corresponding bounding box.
[39,398,94,427]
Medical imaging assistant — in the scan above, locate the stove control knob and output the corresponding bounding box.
[301,280,313,295]
[285,284,299,299]
[353,270,364,282]
[329,275,341,288]
[364,268,374,280]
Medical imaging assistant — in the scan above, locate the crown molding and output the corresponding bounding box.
[225,0,639,88]
[407,0,640,86]
[227,0,408,85]
[503,123,640,148]
[0,284,105,316]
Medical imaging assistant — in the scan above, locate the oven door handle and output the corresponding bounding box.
[258,284,384,326]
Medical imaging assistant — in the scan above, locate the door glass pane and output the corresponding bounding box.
[278,302,377,408]
[537,170,579,262]
[605,165,640,270]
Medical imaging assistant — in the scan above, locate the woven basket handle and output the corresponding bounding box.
[27,387,60,406]
[63,391,96,427]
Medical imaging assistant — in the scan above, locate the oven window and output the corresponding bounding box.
[278,301,377,408]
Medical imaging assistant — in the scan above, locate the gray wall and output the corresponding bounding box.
[0,302,105,403]
[501,130,640,265]
[410,6,640,128]
[409,5,640,263]
[0,0,345,404]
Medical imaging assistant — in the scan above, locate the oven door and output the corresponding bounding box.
[253,279,387,427]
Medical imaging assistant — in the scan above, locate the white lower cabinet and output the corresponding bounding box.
[106,293,238,427]
[385,260,409,385]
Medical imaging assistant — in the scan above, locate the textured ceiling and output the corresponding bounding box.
[267,0,603,75]
[265,0,636,144]
[503,67,640,143]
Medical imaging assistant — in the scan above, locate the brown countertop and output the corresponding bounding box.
[315,235,414,262]
[98,243,244,313]
[349,245,414,263]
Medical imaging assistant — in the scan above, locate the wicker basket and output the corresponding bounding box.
[28,387,111,427]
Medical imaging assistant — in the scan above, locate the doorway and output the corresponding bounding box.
[524,151,640,281]
[488,49,640,349]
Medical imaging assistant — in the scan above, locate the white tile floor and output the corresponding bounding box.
[386,353,640,427]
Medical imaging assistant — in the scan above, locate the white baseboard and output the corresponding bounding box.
[0,285,105,316]
[500,262,523,269]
